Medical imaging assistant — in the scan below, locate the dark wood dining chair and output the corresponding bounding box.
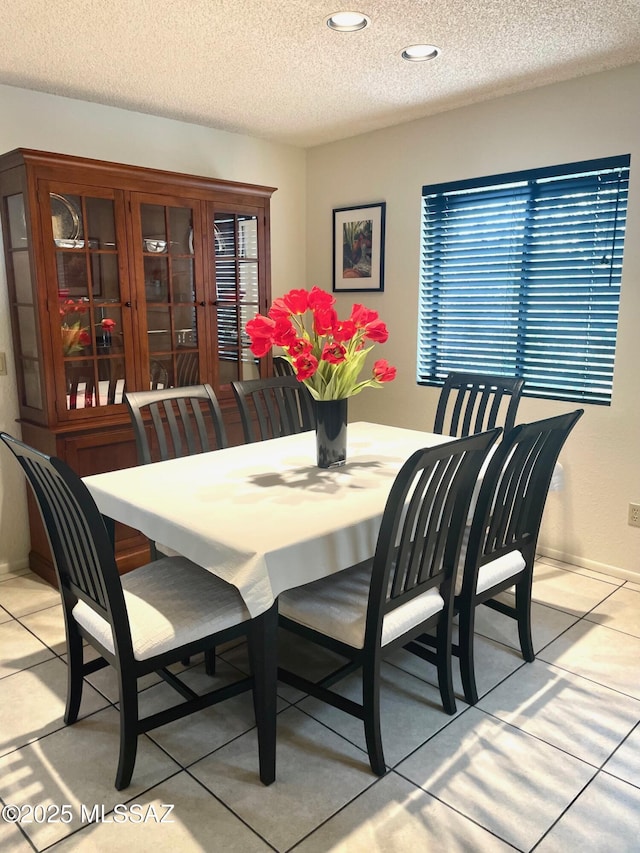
[124,384,228,674]
[272,355,295,376]
[124,384,227,465]
[433,371,525,437]
[277,427,501,775]
[231,375,316,443]
[449,409,583,705]
[0,432,275,790]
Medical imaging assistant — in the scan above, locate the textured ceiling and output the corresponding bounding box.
[1,0,639,148]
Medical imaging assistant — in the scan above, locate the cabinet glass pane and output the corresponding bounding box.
[50,194,83,245]
[171,258,195,302]
[17,306,38,358]
[150,358,169,389]
[93,307,123,356]
[13,251,32,304]
[7,195,27,248]
[215,216,235,256]
[239,262,258,304]
[238,216,257,259]
[215,259,236,301]
[141,204,167,250]
[23,359,42,408]
[60,297,92,356]
[173,305,197,347]
[96,357,125,405]
[65,360,95,410]
[85,197,116,249]
[57,252,89,299]
[176,349,199,384]
[147,305,171,353]
[144,256,168,302]
[91,253,120,303]
[169,207,193,255]
[62,357,123,411]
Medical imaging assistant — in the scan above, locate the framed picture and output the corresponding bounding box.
[333,202,386,292]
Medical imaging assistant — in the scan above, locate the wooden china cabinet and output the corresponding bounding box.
[0,149,276,584]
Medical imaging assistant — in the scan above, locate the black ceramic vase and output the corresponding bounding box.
[315,398,348,468]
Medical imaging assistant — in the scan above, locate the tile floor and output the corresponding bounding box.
[0,557,638,852]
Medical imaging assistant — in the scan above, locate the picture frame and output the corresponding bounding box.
[333,202,386,293]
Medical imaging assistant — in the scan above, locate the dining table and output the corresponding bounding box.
[82,420,453,782]
[82,419,563,782]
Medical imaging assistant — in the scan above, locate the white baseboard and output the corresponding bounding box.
[538,546,639,583]
[0,558,31,579]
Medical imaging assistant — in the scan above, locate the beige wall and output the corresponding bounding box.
[306,63,640,578]
[0,83,306,573]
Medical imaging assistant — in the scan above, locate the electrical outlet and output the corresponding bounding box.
[629,503,640,528]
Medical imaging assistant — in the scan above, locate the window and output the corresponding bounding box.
[418,155,630,404]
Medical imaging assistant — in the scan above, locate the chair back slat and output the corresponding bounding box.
[0,434,131,651]
[464,410,583,585]
[273,355,295,376]
[125,385,227,465]
[434,372,525,438]
[232,376,316,442]
[365,428,502,646]
[35,461,106,607]
[397,454,460,594]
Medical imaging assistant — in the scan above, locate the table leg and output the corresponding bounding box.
[248,601,278,785]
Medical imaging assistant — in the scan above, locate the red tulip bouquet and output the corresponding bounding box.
[245,287,396,401]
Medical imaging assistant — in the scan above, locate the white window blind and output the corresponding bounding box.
[418,155,630,404]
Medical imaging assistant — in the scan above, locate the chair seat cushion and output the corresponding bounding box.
[73,556,250,661]
[476,550,526,594]
[456,546,526,597]
[279,561,444,649]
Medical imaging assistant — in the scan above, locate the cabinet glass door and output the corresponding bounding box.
[5,193,43,410]
[47,190,128,412]
[214,211,262,384]
[139,201,200,389]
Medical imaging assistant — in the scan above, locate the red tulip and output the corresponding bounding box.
[293,353,318,380]
[364,319,389,343]
[308,286,335,311]
[350,304,379,328]
[321,342,347,364]
[373,359,396,382]
[282,289,309,315]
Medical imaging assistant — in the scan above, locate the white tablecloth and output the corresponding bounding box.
[83,422,452,617]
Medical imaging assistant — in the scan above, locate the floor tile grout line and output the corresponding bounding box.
[598,718,640,777]
[0,700,118,763]
[281,772,386,853]
[474,586,640,673]
[533,653,640,704]
[599,764,640,792]
[35,767,186,852]
[534,558,626,587]
[388,764,525,852]
[0,793,40,853]
[475,705,609,771]
[180,766,280,852]
[528,766,600,852]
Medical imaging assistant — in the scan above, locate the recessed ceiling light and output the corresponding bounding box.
[401,44,440,62]
[326,11,370,32]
